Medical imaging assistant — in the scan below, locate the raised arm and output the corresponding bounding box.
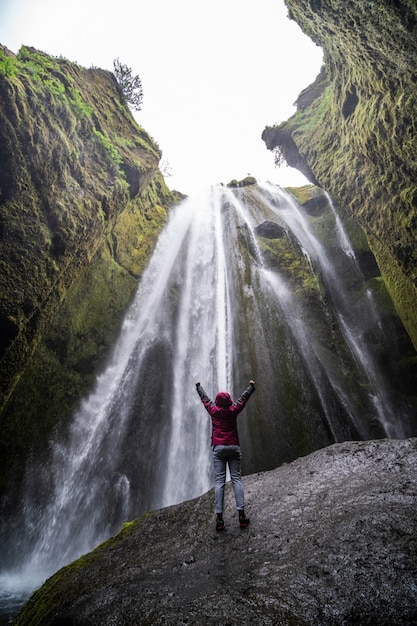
[235,380,256,407]
[195,382,214,411]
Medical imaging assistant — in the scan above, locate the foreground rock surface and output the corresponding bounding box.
[16,439,417,625]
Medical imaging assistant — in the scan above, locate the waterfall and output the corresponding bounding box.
[255,181,411,438]
[1,182,415,618]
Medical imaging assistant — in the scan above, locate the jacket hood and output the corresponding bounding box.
[215,391,233,408]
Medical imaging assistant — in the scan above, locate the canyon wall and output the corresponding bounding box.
[263,0,417,348]
[0,45,180,497]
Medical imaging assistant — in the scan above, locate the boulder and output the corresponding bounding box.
[16,438,417,625]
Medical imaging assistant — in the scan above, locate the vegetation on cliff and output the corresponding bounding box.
[262,0,417,348]
[0,45,179,498]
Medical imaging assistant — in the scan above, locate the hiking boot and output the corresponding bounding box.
[216,519,225,531]
[239,516,250,528]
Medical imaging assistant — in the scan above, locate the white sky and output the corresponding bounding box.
[0,0,323,194]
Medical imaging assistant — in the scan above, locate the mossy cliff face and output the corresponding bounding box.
[0,46,179,498]
[262,0,417,348]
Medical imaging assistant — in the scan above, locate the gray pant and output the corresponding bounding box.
[212,445,244,514]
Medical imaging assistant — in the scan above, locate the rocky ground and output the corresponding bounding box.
[15,438,417,625]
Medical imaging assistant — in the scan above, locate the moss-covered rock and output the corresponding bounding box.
[227,175,257,188]
[262,0,417,348]
[0,46,179,499]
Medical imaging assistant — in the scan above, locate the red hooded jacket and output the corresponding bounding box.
[196,383,255,446]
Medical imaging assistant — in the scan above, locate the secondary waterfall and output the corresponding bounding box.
[1,182,415,618]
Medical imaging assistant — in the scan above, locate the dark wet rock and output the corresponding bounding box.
[254,220,286,239]
[16,438,417,625]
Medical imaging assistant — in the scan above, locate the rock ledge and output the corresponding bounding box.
[16,439,417,625]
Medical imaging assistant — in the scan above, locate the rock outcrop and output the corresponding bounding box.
[262,0,417,348]
[15,438,417,625]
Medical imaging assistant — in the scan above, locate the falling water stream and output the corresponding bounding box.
[0,182,415,621]
[255,181,409,438]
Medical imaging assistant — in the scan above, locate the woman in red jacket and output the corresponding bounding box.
[195,380,256,531]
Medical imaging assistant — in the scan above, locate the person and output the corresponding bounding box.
[195,380,256,531]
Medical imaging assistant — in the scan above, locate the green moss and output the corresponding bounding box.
[13,513,152,625]
[368,233,417,349]
[92,127,125,173]
[227,175,257,188]
[68,86,93,118]
[285,184,320,205]
[0,50,17,77]
[258,234,323,298]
